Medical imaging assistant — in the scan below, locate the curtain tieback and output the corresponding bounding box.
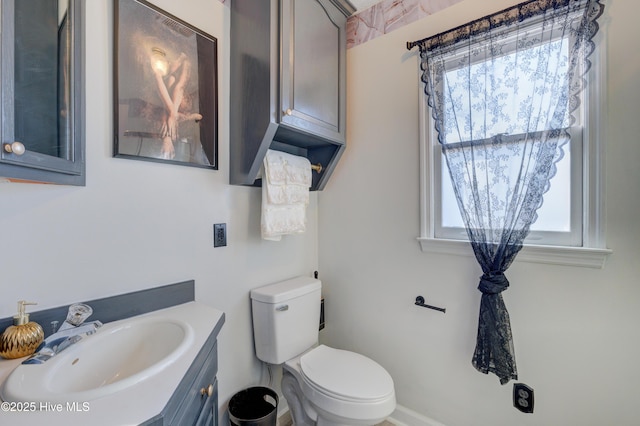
[478,272,509,295]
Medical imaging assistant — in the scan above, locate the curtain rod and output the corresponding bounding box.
[406,0,589,51]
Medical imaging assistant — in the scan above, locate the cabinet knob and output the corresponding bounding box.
[200,384,214,397]
[283,108,293,116]
[3,141,25,156]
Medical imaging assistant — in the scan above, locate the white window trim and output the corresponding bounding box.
[433,128,583,247]
[417,30,612,269]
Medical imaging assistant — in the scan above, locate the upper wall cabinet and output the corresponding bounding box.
[230,0,355,191]
[0,0,85,185]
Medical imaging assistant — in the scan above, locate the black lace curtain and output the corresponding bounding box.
[409,0,604,384]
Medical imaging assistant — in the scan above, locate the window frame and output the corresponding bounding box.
[417,23,611,268]
[434,128,584,247]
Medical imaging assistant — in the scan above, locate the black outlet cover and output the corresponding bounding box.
[513,383,534,413]
[214,223,227,247]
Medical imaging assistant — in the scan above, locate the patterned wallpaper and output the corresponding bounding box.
[347,0,464,48]
[219,0,464,49]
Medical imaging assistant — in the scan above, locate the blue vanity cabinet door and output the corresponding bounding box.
[195,379,218,426]
[169,341,219,425]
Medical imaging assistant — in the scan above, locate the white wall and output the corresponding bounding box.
[0,0,318,414]
[319,0,640,425]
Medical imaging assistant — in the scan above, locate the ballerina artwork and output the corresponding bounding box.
[149,48,203,160]
[114,0,217,169]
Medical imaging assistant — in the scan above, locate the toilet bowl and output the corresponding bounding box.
[250,276,396,426]
[282,345,396,426]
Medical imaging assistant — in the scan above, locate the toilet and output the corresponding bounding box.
[250,276,396,426]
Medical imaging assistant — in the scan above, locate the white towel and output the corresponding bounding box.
[263,149,312,187]
[261,150,312,241]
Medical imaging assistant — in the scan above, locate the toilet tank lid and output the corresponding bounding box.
[250,276,321,303]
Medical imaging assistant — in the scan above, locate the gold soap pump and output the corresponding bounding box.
[0,301,44,359]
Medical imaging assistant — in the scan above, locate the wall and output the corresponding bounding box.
[318,0,640,425]
[0,0,318,415]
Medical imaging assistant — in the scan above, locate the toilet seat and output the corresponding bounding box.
[300,345,394,402]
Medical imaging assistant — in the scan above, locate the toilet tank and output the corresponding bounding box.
[250,276,321,364]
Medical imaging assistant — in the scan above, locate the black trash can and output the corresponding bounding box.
[229,386,278,426]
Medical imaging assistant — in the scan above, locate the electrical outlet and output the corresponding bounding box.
[213,223,227,247]
[513,383,534,413]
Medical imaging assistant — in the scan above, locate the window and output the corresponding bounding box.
[418,16,611,268]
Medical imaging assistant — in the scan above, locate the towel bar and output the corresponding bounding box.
[415,296,446,313]
[311,163,323,173]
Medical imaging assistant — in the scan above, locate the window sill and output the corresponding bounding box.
[417,237,612,269]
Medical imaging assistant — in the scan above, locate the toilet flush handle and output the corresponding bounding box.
[276,305,289,312]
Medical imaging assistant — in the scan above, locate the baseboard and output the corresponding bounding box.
[277,404,446,426]
[388,405,447,426]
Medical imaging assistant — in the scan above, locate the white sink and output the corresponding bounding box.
[0,315,194,403]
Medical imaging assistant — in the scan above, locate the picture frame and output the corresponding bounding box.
[113,0,218,169]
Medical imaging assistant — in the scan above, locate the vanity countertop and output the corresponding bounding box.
[0,301,224,426]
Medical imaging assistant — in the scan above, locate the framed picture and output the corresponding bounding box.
[113,0,218,169]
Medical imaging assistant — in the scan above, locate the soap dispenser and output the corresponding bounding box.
[0,301,44,359]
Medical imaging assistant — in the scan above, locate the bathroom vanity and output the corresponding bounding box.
[0,281,225,426]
